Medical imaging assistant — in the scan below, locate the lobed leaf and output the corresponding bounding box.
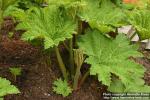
[79,0,126,33]
[0,77,20,97]
[78,29,150,92]
[16,6,76,49]
[53,78,72,97]
[127,9,150,40]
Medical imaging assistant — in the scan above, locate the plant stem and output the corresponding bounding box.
[14,75,16,82]
[73,64,81,90]
[63,42,70,51]
[78,20,83,34]
[46,55,51,67]
[79,70,90,87]
[0,10,3,28]
[73,49,84,90]
[55,47,68,81]
[45,54,52,72]
[69,38,75,78]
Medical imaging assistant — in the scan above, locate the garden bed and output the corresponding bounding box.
[1,0,150,100]
[0,32,150,100]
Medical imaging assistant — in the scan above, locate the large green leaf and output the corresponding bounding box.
[108,78,150,92]
[0,77,20,97]
[108,78,126,92]
[128,9,150,40]
[79,0,125,33]
[16,6,77,49]
[3,5,29,20]
[78,29,150,92]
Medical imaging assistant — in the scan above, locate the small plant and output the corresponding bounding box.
[0,77,20,100]
[16,2,80,81]
[9,67,22,81]
[52,78,72,97]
